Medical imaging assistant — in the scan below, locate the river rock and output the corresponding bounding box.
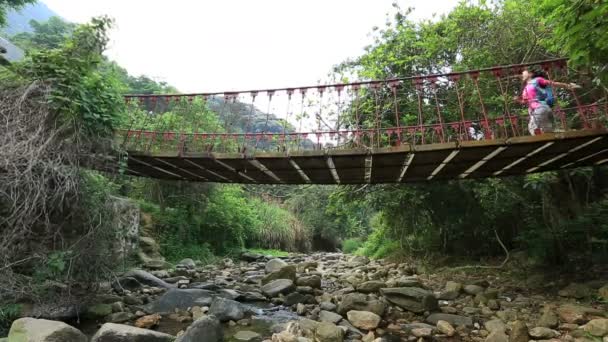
[320,302,337,311]
[123,269,174,289]
[8,318,87,342]
[297,261,319,272]
[320,310,343,324]
[297,275,322,288]
[412,328,433,338]
[463,284,485,295]
[438,281,462,300]
[437,320,455,336]
[584,319,608,337]
[263,265,297,285]
[558,283,592,299]
[177,258,196,269]
[176,315,223,342]
[485,330,508,342]
[484,319,506,333]
[262,279,295,297]
[105,312,133,323]
[599,284,608,301]
[348,255,370,267]
[135,313,161,329]
[147,288,215,313]
[284,292,312,306]
[315,322,344,342]
[557,304,603,324]
[241,251,264,262]
[337,293,386,316]
[357,281,385,293]
[380,287,438,313]
[538,306,559,328]
[529,327,559,339]
[209,297,244,322]
[347,310,381,330]
[266,259,289,273]
[508,321,528,342]
[91,323,174,342]
[426,313,473,327]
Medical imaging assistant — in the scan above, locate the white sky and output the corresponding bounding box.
[42,0,458,94]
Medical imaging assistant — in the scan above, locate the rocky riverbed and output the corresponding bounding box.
[5,252,608,342]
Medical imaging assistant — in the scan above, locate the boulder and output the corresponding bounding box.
[320,310,343,324]
[412,328,433,338]
[266,259,289,273]
[262,265,297,285]
[176,315,223,342]
[348,255,370,266]
[8,318,87,342]
[559,283,592,299]
[356,281,385,293]
[177,258,196,269]
[438,281,462,300]
[484,319,506,333]
[284,292,311,306]
[86,304,113,318]
[584,319,608,337]
[296,275,322,289]
[337,293,386,316]
[209,297,245,322]
[91,323,174,342]
[538,306,559,328]
[463,284,485,295]
[599,284,608,301]
[315,322,344,342]
[105,312,133,323]
[426,313,472,327]
[528,327,558,339]
[234,330,261,341]
[380,287,438,313]
[485,330,508,342]
[436,320,455,336]
[262,279,295,297]
[135,314,161,329]
[346,310,381,330]
[241,251,264,262]
[147,288,215,313]
[557,304,604,324]
[123,269,174,289]
[297,261,319,273]
[508,321,528,342]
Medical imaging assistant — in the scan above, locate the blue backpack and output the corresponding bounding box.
[531,77,555,107]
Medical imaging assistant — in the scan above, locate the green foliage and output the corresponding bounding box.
[0,303,21,336]
[11,16,75,50]
[342,238,363,254]
[0,0,35,27]
[248,248,290,257]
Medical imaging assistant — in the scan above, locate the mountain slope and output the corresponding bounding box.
[3,2,58,35]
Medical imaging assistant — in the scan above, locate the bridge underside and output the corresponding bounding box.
[124,129,608,184]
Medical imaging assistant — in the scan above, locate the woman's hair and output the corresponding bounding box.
[527,64,547,79]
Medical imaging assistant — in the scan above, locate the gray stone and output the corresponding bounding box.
[262,265,297,285]
[508,321,528,342]
[584,319,608,337]
[437,320,455,336]
[538,306,559,328]
[337,293,386,316]
[91,323,175,342]
[209,297,245,322]
[320,310,343,324]
[485,330,508,342]
[262,279,295,297]
[346,310,381,330]
[528,327,558,339]
[123,269,174,289]
[412,328,433,338]
[426,313,473,327]
[356,281,385,293]
[266,259,289,273]
[296,275,322,289]
[105,312,134,323]
[178,258,196,269]
[176,315,223,342]
[241,251,264,262]
[394,277,423,288]
[463,284,485,295]
[315,322,344,342]
[234,330,261,341]
[380,287,438,313]
[558,283,592,299]
[8,318,87,342]
[320,302,337,311]
[147,288,215,313]
[484,319,506,333]
[284,292,311,306]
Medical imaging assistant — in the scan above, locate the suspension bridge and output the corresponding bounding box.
[114,58,608,184]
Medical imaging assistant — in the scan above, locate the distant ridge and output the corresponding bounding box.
[3,2,59,35]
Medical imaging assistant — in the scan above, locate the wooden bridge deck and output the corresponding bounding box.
[124,129,608,184]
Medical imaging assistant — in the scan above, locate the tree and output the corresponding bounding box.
[11,16,75,50]
[0,0,35,27]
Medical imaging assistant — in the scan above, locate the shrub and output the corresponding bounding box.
[342,238,363,254]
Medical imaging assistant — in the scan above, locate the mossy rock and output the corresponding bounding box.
[86,304,113,318]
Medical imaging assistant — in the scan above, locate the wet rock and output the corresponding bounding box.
[320,310,343,324]
[91,323,174,342]
[357,281,385,293]
[235,331,262,341]
[8,318,87,342]
[242,251,264,262]
[337,293,386,316]
[135,313,161,329]
[347,310,381,330]
[380,287,438,313]
[463,284,485,295]
[508,321,528,342]
[529,327,559,339]
[297,275,322,289]
[241,292,267,302]
[559,283,592,299]
[262,279,296,297]
[584,319,608,337]
[266,259,289,273]
[284,292,312,306]
[123,295,143,305]
[86,304,113,318]
[437,320,455,336]
[263,265,297,285]
[123,269,174,289]
[426,313,473,327]
[315,322,344,342]
[320,302,337,312]
[209,297,245,322]
[147,288,215,313]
